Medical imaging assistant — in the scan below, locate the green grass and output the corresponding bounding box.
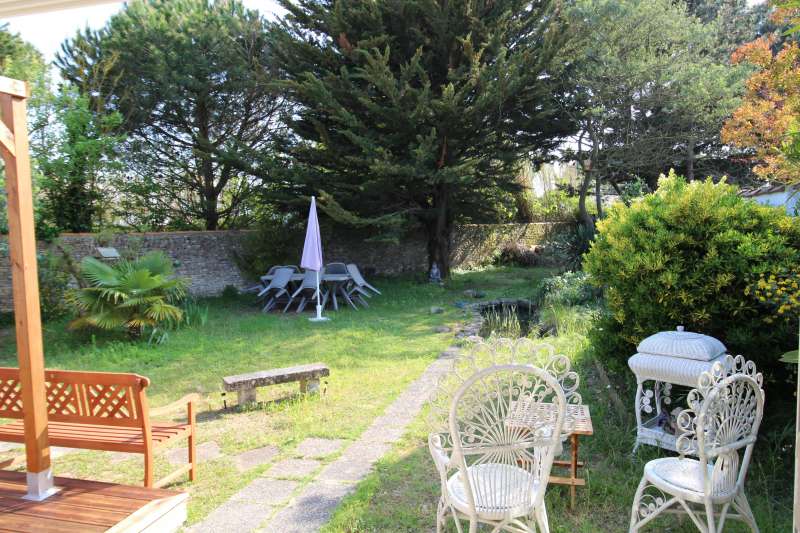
[1,265,790,531]
[0,266,551,525]
[324,302,794,533]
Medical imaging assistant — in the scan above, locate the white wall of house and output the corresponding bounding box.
[750,187,799,215]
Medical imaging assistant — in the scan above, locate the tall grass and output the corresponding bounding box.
[481,304,522,338]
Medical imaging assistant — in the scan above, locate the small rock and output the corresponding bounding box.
[463,289,476,298]
[433,326,451,333]
[430,306,445,314]
[473,291,486,298]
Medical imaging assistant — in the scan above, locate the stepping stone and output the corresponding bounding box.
[266,481,355,533]
[166,441,221,466]
[295,437,345,458]
[191,499,274,533]
[232,478,299,505]
[266,458,320,479]
[234,445,279,472]
[0,443,22,453]
[433,325,451,333]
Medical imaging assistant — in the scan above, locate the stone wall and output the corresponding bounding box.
[0,230,249,313]
[0,222,571,312]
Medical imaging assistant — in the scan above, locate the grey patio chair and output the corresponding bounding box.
[257,267,294,312]
[285,269,328,313]
[325,262,347,275]
[347,264,380,295]
[324,262,357,310]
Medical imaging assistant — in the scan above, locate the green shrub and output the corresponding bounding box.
[233,219,304,280]
[584,172,800,374]
[544,224,594,271]
[67,251,188,340]
[37,249,71,320]
[534,271,600,308]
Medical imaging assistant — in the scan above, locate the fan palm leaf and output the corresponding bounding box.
[68,251,189,341]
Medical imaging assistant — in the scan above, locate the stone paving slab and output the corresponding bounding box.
[232,478,299,505]
[295,437,346,459]
[260,356,453,532]
[195,354,455,533]
[167,441,221,465]
[235,445,280,472]
[266,458,321,479]
[264,481,355,533]
[191,499,276,533]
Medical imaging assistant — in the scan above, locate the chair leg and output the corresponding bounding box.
[297,296,307,313]
[732,492,759,533]
[188,401,197,482]
[629,476,648,532]
[144,451,154,488]
[534,503,550,533]
[705,500,717,533]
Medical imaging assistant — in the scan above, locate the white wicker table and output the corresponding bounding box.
[628,327,728,454]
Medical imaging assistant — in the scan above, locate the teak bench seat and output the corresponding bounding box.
[0,367,196,489]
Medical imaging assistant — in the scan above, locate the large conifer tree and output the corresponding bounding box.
[271,0,574,276]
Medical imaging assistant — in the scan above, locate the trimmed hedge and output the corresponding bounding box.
[584,172,800,373]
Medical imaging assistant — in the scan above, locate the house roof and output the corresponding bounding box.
[740,183,794,198]
[0,0,117,17]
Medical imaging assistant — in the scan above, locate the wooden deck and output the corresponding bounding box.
[0,470,187,532]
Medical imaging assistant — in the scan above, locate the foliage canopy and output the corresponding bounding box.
[269,0,575,275]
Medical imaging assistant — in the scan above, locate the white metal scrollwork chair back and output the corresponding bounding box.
[629,354,764,533]
[429,363,566,533]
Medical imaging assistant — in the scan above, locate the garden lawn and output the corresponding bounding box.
[0,267,552,525]
[323,280,794,532]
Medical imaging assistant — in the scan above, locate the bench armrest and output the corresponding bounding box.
[150,393,202,420]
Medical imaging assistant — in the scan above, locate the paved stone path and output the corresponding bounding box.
[192,353,455,533]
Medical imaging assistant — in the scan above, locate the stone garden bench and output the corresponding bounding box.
[223,362,330,405]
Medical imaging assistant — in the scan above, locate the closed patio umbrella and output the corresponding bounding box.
[300,196,328,322]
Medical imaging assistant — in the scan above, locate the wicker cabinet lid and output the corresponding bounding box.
[636,326,726,362]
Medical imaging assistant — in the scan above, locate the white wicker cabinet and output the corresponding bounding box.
[628,327,727,453]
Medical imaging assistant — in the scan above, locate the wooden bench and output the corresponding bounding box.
[223,363,330,406]
[0,367,196,489]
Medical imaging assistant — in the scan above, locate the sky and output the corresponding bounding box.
[1,1,284,62]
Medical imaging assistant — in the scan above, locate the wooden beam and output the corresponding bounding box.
[0,89,52,482]
[0,77,27,99]
[0,0,119,18]
[0,121,15,157]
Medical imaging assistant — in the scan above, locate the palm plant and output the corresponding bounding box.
[67,251,188,339]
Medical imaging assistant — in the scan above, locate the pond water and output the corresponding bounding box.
[478,300,539,338]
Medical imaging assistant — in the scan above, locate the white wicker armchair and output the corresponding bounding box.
[629,354,764,533]
[429,363,567,533]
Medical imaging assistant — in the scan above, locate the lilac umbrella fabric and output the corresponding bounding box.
[300,196,323,272]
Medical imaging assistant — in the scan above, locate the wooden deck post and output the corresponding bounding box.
[0,76,57,501]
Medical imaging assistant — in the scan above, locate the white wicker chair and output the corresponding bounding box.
[429,363,567,533]
[629,354,764,533]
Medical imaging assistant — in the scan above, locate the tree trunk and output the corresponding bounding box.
[594,171,603,219]
[196,95,218,230]
[427,186,452,278]
[686,138,696,181]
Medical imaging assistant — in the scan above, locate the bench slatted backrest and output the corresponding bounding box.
[0,367,150,428]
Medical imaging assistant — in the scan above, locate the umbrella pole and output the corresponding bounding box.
[315,270,322,320]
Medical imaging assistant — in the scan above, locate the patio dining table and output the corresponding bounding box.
[260,272,354,311]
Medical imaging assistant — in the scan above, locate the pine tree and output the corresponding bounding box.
[57,0,285,230]
[270,0,574,276]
